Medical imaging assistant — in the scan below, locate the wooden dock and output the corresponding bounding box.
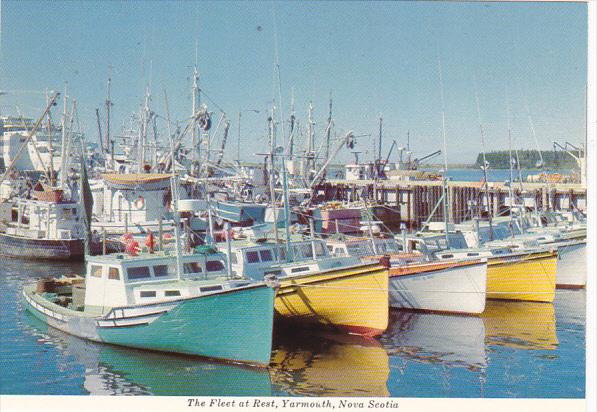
[312,179,587,230]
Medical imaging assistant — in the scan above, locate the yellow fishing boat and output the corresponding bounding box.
[274,262,389,337]
[486,249,557,303]
[224,238,389,336]
[434,247,557,303]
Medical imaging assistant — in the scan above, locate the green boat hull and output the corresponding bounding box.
[24,285,275,367]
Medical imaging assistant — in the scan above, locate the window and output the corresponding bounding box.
[206,260,225,272]
[441,254,454,259]
[291,266,309,274]
[246,251,260,263]
[265,269,282,276]
[127,266,151,279]
[259,250,273,262]
[184,262,202,274]
[90,265,103,278]
[108,267,120,280]
[314,242,326,256]
[467,252,480,257]
[140,291,156,298]
[164,290,181,297]
[153,265,170,277]
[200,285,223,293]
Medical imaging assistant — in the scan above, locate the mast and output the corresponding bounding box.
[191,66,200,174]
[325,92,332,162]
[506,93,516,238]
[268,108,280,252]
[168,122,183,281]
[378,115,383,177]
[105,75,112,160]
[59,83,68,188]
[474,79,493,240]
[307,102,314,180]
[45,90,56,186]
[322,92,333,180]
[288,92,296,159]
[437,54,450,248]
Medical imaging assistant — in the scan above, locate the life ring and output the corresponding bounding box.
[134,196,145,210]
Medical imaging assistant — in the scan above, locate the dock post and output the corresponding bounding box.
[407,188,412,231]
[124,213,128,234]
[102,228,107,255]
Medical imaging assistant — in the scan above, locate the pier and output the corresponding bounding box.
[313,179,587,230]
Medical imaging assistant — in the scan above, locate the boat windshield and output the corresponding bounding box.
[346,240,375,257]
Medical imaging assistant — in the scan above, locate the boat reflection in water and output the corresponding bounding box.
[269,328,390,397]
[554,289,586,327]
[381,310,487,371]
[482,300,558,350]
[22,312,273,396]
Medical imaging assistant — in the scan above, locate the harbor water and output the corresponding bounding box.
[0,257,585,398]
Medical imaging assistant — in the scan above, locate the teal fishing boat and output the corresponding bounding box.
[22,250,277,367]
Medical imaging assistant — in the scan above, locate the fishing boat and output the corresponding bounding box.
[22,249,278,366]
[91,173,177,236]
[223,238,389,337]
[0,195,88,260]
[456,217,586,289]
[327,237,487,315]
[212,199,267,226]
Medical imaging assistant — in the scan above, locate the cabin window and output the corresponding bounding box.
[183,262,202,274]
[441,254,454,259]
[313,242,326,257]
[108,267,121,280]
[467,252,480,257]
[127,266,151,279]
[246,251,260,263]
[200,285,223,293]
[327,245,334,252]
[291,266,309,274]
[206,260,225,272]
[153,265,170,277]
[140,291,156,298]
[265,269,282,276]
[90,265,103,278]
[164,290,181,297]
[335,247,347,257]
[259,250,273,262]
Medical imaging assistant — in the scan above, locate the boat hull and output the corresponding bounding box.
[274,263,389,337]
[388,260,487,315]
[23,284,275,366]
[0,233,84,260]
[556,241,586,288]
[487,250,557,303]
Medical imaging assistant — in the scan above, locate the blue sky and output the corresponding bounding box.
[0,1,588,164]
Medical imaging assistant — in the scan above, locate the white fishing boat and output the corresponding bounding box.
[327,237,487,315]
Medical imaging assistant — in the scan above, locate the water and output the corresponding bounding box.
[0,258,585,398]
